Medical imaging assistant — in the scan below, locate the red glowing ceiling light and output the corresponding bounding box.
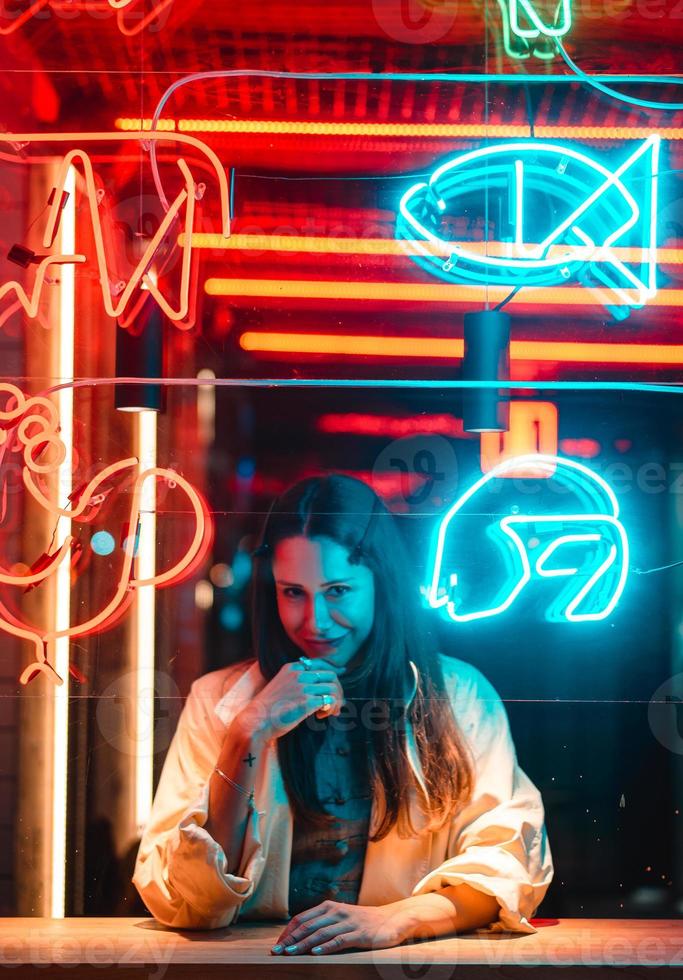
[480,402,559,474]
[238,331,683,366]
[31,72,59,125]
[559,438,602,458]
[316,413,468,438]
[0,132,230,331]
[300,468,425,506]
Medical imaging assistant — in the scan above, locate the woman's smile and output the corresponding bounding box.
[302,631,350,652]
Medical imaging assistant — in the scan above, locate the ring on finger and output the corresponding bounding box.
[320,693,332,710]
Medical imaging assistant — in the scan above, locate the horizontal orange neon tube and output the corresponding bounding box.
[116,118,683,141]
[116,118,177,131]
[188,233,682,266]
[239,331,683,365]
[206,278,683,308]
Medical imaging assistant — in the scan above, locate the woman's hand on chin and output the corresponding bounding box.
[270,899,411,956]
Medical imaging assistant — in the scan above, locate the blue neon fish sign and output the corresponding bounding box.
[397,136,660,311]
[423,454,629,624]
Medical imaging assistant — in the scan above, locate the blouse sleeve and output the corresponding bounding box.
[132,674,268,929]
[410,663,554,934]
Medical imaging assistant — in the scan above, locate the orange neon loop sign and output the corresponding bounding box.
[0,132,230,330]
[0,384,213,687]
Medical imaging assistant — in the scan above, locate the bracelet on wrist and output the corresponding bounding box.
[213,766,255,807]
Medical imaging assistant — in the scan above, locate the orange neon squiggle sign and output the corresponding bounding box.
[112,0,174,36]
[0,0,174,36]
[0,384,213,686]
[0,0,50,35]
[0,132,230,330]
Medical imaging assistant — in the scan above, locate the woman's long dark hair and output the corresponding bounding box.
[250,474,474,841]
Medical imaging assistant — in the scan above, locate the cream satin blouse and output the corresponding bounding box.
[132,653,554,933]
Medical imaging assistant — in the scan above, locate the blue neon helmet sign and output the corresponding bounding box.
[423,454,629,624]
[397,136,660,310]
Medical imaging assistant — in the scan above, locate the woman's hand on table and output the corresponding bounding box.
[270,899,412,955]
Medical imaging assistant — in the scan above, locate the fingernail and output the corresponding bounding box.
[284,945,298,953]
[312,946,323,954]
[271,945,282,954]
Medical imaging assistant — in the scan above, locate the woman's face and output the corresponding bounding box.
[273,535,375,667]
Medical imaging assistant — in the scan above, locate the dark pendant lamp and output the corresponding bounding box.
[462,309,511,433]
[115,299,166,413]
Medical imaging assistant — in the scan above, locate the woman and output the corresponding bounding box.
[132,474,554,954]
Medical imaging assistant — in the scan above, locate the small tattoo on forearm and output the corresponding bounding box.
[243,752,256,767]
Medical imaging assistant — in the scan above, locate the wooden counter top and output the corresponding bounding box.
[1,916,682,978]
